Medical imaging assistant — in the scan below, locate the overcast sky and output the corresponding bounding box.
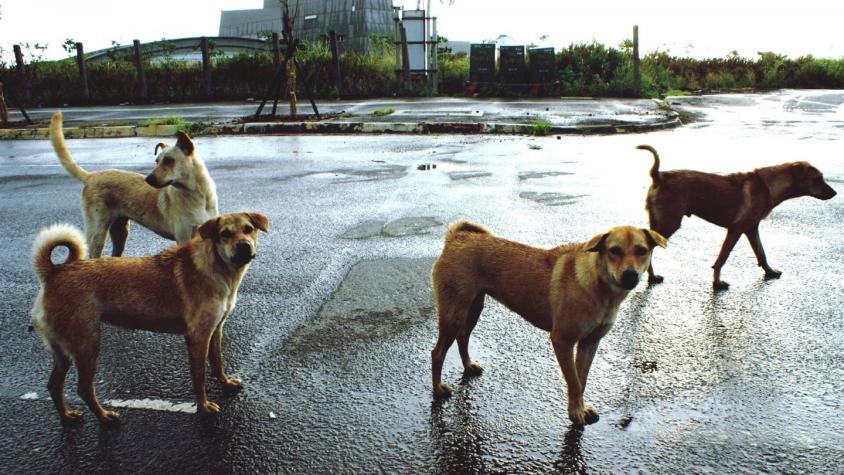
[1,0,843,62]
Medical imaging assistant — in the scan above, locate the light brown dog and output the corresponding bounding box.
[50,111,218,258]
[637,145,837,290]
[30,212,268,425]
[431,221,666,426]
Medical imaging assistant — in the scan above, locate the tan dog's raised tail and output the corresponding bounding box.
[50,112,218,258]
[30,212,268,425]
[637,144,837,289]
[431,221,666,426]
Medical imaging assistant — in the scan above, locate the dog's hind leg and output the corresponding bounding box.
[745,224,782,280]
[47,344,82,425]
[712,228,744,290]
[457,294,485,377]
[431,288,473,399]
[74,346,120,424]
[108,217,130,257]
[84,212,109,259]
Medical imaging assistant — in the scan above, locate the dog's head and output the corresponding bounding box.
[145,132,196,189]
[198,212,269,268]
[792,162,837,200]
[586,226,667,291]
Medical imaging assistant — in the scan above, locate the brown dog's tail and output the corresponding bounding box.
[636,144,661,186]
[32,223,87,282]
[445,220,490,241]
[50,112,89,181]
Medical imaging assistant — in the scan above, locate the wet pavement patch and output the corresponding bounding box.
[382,216,441,237]
[286,257,435,352]
[331,165,408,183]
[518,171,573,181]
[341,220,386,239]
[448,171,492,181]
[519,192,586,206]
[342,216,442,239]
[632,360,658,373]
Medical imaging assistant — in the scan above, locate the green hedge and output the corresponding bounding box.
[2,40,844,106]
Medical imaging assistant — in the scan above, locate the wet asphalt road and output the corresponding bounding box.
[1,90,843,473]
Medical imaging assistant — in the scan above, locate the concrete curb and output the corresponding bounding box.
[0,118,681,140]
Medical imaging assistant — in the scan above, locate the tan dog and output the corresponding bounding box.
[637,145,837,290]
[431,221,666,426]
[49,111,218,258]
[30,212,268,425]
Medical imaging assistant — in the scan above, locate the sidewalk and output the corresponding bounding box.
[0,97,680,139]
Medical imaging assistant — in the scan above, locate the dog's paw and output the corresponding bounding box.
[713,280,730,291]
[764,268,782,280]
[648,274,664,285]
[569,404,600,426]
[433,383,453,400]
[198,401,221,414]
[221,377,243,392]
[98,410,121,425]
[463,362,484,377]
[60,409,84,425]
[583,405,600,425]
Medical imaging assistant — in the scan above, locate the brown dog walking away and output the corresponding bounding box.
[431,221,666,426]
[50,111,218,258]
[30,212,268,425]
[637,145,837,290]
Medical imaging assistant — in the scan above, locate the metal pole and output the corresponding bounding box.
[132,40,148,102]
[329,30,343,99]
[200,37,212,100]
[400,23,412,94]
[75,42,90,102]
[272,32,281,71]
[431,17,438,94]
[633,25,640,97]
[12,45,30,105]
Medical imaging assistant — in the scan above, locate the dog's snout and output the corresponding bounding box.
[236,241,252,255]
[144,174,157,187]
[232,240,254,266]
[620,269,639,290]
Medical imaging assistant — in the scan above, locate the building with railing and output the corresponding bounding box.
[219,0,396,54]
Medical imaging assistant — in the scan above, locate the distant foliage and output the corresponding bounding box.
[2,38,844,105]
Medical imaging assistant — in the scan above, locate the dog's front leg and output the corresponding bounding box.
[745,224,781,279]
[209,322,243,391]
[551,334,595,426]
[712,228,744,290]
[185,332,219,414]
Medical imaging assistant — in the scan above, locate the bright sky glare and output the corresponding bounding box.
[1,1,843,62]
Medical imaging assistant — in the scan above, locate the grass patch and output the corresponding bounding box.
[529,119,552,136]
[142,116,190,128]
[340,111,354,118]
[371,108,395,117]
[141,116,203,135]
[663,89,690,97]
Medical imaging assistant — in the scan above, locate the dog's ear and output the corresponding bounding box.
[245,212,269,232]
[199,217,220,240]
[154,143,168,156]
[586,232,609,253]
[642,229,668,249]
[175,131,195,156]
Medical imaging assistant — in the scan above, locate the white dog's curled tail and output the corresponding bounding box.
[50,112,89,181]
[32,223,87,281]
